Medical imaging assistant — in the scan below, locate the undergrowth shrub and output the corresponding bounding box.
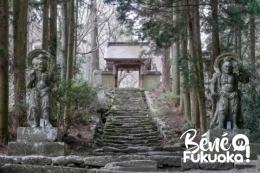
[242,79,260,143]
[57,80,97,127]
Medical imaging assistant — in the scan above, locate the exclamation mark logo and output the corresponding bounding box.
[246,145,250,163]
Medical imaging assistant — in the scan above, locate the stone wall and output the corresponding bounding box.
[101,72,115,88]
[143,74,160,91]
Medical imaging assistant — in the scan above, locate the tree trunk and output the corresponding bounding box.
[211,0,220,119]
[188,0,207,133]
[250,13,255,66]
[13,0,28,131]
[49,0,57,63]
[64,0,75,130]
[0,0,9,144]
[171,1,180,106]
[162,48,171,92]
[91,0,99,77]
[210,0,220,77]
[42,0,49,50]
[193,0,207,134]
[61,2,68,80]
[180,22,191,122]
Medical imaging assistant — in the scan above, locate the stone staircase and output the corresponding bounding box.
[94,88,161,150]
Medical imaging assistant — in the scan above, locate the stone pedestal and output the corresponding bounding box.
[206,129,250,158]
[8,127,69,156]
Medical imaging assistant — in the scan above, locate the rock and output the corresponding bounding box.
[52,156,84,165]
[173,142,186,148]
[148,155,181,167]
[103,146,122,153]
[84,156,120,167]
[1,164,43,173]
[234,160,257,169]
[181,158,199,171]
[200,162,234,170]
[44,166,87,173]
[21,156,52,165]
[249,143,260,160]
[119,155,147,162]
[8,142,69,157]
[17,127,62,142]
[163,145,184,152]
[0,156,21,164]
[105,160,157,168]
[105,160,157,172]
[66,163,75,167]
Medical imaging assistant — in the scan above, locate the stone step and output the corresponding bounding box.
[103,143,160,148]
[108,116,151,119]
[103,139,160,145]
[104,126,158,132]
[103,135,159,141]
[103,130,158,135]
[103,131,159,137]
[106,121,154,125]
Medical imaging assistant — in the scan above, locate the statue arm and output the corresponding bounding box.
[210,73,219,97]
[238,66,249,83]
[26,70,35,88]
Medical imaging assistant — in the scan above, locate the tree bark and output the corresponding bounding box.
[211,0,220,76]
[211,0,220,119]
[61,2,68,80]
[188,0,207,133]
[250,13,255,66]
[0,0,9,144]
[171,1,180,106]
[13,0,28,130]
[64,0,75,130]
[49,0,57,63]
[91,0,99,77]
[162,48,171,92]
[42,0,49,50]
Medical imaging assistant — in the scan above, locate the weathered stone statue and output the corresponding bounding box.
[27,49,57,127]
[210,53,249,129]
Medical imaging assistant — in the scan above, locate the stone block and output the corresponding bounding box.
[207,129,250,143]
[52,155,84,165]
[0,156,21,164]
[206,129,250,157]
[44,166,88,173]
[234,160,257,169]
[104,160,157,172]
[249,143,260,160]
[84,156,120,167]
[181,158,199,171]
[105,166,157,172]
[8,142,69,156]
[21,156,52,165]
[200,162,234,170]
[17,127,62,142]
[105,160,157,168]
[2,164,43,173]
[148,155,181,167]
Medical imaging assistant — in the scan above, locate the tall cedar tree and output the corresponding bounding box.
[0,0,9,144]
[13,0,28,131]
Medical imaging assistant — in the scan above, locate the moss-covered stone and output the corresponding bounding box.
[8,142,69,156]
[44,166,87,173]
[2,164,43,173]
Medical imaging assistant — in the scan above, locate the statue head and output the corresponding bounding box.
[221,57,233,74]
[32,54,48,72]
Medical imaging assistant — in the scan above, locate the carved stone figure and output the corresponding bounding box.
[210,53,249,129]
[27,49,57,127]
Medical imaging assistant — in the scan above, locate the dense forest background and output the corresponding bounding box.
[0,0,260,145]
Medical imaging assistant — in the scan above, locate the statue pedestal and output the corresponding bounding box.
[8,127,69,156]
[205,129,249,158]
